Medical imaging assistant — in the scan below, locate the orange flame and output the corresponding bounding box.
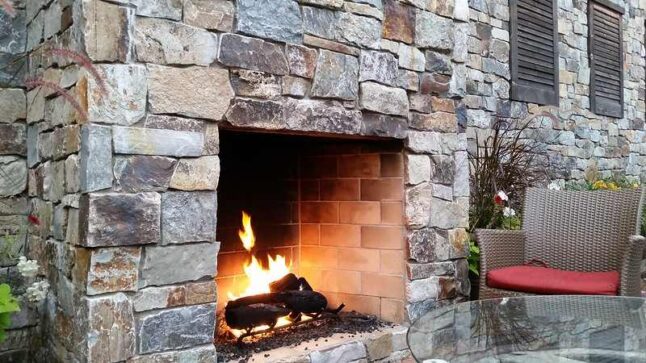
[228,211,291,300]
[227,211,294,337]
[238,211,256,251]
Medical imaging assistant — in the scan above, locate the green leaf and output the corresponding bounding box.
[0,284,20,314]
[0,313,11,329]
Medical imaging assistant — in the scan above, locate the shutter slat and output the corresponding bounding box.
[590,1,623,118]
[519,48,555,65]
[518,22,556,42]
[511,0,558,105]
[517,6,553,25]
[593,27,620,42]
[518,74,554,87]
[593,47,621,63]
[518,54,554,69]
[517,11,553,29]
[517,2,553,19]
[518,37,554,53]
[594,21,620,36]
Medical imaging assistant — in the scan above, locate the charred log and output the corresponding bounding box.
[269,273,301,292]
[224,303,290,331]
[275,290,327,314]
[225,293,281,309]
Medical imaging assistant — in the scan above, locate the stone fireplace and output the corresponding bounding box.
[14,0,471,361]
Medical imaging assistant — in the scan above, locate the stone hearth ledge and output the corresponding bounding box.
[225,325,410,363]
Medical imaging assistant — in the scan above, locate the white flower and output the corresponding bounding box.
[497,191,509,201]
[503,207,516,217]
[547,181,561,191]
[25,281,49,303]
[17,256,39,278]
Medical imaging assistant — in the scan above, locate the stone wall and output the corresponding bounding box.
[0,0,43,361]
[465,0,646,184]
[16,0,471,361]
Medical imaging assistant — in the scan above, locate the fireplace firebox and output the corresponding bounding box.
[216,131,407,337]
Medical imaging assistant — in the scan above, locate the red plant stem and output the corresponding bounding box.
[43,48,107,96]
[0,0,16,17]
[24,78,88,121]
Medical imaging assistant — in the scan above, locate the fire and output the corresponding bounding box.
[226,211,312,338]
[227,211,291,301]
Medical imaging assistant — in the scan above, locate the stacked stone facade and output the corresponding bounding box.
[0,0,41,361]
[1,0,644,361]
[1,0,473,361]
[465,0,646,183]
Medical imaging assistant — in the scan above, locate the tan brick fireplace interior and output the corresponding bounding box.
[216,131,406,323]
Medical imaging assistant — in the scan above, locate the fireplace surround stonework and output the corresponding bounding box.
[5,0,470,361]
[2,0,645,361]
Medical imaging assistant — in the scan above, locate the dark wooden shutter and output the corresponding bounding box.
[589,1,624,118]
[510,0,559,105]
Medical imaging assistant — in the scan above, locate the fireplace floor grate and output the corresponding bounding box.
[215,312,408,362]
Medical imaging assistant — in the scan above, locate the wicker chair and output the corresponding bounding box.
[476,187,646,299]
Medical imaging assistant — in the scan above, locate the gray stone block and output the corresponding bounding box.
[236,0,302,43]
[147,64,234,120]
[161,191,217,244]
[112,126,204,157]
[311,49,359,100]
[84,293,136,362]
[136,303,216,354]
[135,17,218,65]
[80,124,113,193]
[114,156,177,192]
[360,82,409,117]
[140,242,219,286]
[360,50,398,85]
[80,192,161,247]
[218,34,289,75]
[0,156,27,197]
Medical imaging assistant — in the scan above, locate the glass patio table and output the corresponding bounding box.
[407,295,646,362]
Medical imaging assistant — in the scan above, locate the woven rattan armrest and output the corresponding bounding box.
[475,229,525,283]
[620,235,646,296]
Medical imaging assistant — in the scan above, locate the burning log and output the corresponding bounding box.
[269,273,300,292]
[269,273,314,292]
[226,290,327,313]
[224,303,290,332]
[276,290,327,314]
[224,273,346,343]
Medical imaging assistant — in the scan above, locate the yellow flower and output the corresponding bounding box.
[606,182,619,191]
[592,180,607,190]
[632,182,640,189]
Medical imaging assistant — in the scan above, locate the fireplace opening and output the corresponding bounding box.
[215,130,407,355]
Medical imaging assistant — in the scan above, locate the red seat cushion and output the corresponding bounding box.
[487,265,620,295]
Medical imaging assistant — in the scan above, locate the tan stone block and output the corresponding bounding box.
[362,226,405,249]
[320,224,361,247]
[339,201,380,224]
[320,179,360,201]
[86,247,141,295]
[321,270,362,294]
[338,248,380,272]
[381,298,406,323]
[380,250,405,275]
[169,156,220,191]
[301,224,320,245]
[83,0,133,62]
[381,202,404,225]
[380,153,404,177]
[301,201,339,223]
[361,272,405,299]
[361,178,404,201]
[301,246,339,268]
